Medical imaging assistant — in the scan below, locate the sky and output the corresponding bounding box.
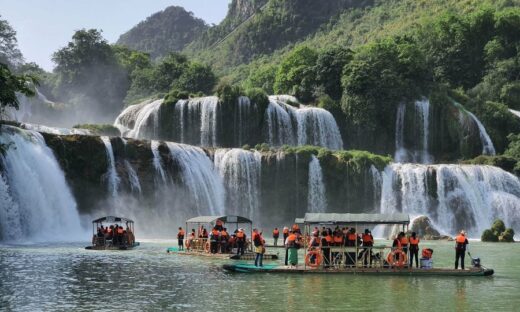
[0,0,230,71]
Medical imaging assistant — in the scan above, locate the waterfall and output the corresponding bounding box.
[199,97,219,147]
[307,155,327,213]
[510,109,520,119]
[266,96,343,149]
[151,140,166,183]
[21,123,91,136]
[175,97,219,146]
[380,163,520,237]
[214,149,261,219]
[0,126,82,241]
[453,100,496,156]
[124,161,142,194]
[114,99,162,139]
[100,136,120,197]
[235,96,253,147]
[394,100,432,164]
[166,142,225,215]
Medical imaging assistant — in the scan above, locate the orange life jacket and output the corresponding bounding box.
[347,233,357,241]
[117,228,124,235]
[456,235,466,243]
[292,224,300,231]
[273,229,279,236]
[283,228,289,235]
[409,237,419,245]
[400,237,409,245]
[362,234,373,244]
[333,235,343,244]
[287,234,297,247]
[179,230,185,236]
[325,235,333,243]
[212,229,219,237]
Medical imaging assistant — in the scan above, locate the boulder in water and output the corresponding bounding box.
[411,216,441,238]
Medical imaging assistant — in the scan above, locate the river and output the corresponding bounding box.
[0,240,518,311]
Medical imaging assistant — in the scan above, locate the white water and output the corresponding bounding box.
[380,163,520,237]
[453,101,496,156]
[166,143,225,215]
[0,126,83,241]
[394,100,432,164]
[21,123,91,136]
[151,140,166,183]
[175,97,219,147]
[124,160,142,194]
[236,96,253,147]
[510,109,520,119]
[307,155,327,213]
[266,96,343,149]
[100,136,120,197]
[114,100,162,139]
[214,149,262,219]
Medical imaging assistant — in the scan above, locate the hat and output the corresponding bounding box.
[460,230,466,235]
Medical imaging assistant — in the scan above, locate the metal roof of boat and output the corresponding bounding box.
[92,216,134,223]
[186,215,252,224]
[303,213,409,225]
[294,218,305,224]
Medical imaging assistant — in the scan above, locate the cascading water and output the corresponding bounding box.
[214,149,261,219]
[0,126,83,241]
[166,142,225,215]
[199,97,219,147]
[380,163,520,237]
[235,96,254,147]
[453,100,496,156]
[175,97,219,147]
[307,155,327,213]
[151,140,166,183]
[100,136,120,197]
[394,100,432,163]
[266,96,343,149]
[510,109,520,119]
[21,123,91,136]
[114,100,162,139]
[124,160,142,194]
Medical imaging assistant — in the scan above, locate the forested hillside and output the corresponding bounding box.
[117,6,208,59]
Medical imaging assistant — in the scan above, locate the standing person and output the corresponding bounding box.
[283,227,289,242]
[286,230,300,267]
[361,229,374,267]
[400,232,409,266]
[253,229,265,267]
[321,230,332,268]
[455,230,469,270]
[409,232,420,268]
[236,229,246,255]
[177,227,185,251]
[273,228,280,246]
[210,227,220,254]
[220,228,229,253]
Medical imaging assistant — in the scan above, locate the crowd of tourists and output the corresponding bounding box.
[93,224,135,247]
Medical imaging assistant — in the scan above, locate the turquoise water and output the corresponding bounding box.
[0,240,518,311]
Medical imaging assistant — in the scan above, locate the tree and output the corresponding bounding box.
[315,47,353,101]
[176,62,216,94]
[52,29,129,117]
[150,53,189,92]
[0,16,23,68]
[274,46,318,103]
[0,63,38,114]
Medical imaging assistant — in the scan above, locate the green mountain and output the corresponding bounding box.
[116,6,208,59]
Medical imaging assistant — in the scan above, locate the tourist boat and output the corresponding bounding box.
[166,215,279,260]
[265,217,304,248]
[223,213,494,276]
[85,216,140,250]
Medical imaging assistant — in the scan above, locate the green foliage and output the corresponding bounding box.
[341,37,432,132]
[245,87,269,113]
[492,219,506,234]
[504,133,520,174]
[0,63,38,113]
[176,62,216,94]
[163,89,189,106]
[274,46,318,103]
[501,228,515,242]
[254,143,271,152]
[73,124,120,136]
[117,6,208,59]
[463,155,517,173]
[0,16,23,67]
[243,62,277,94]
[217,82,242,104]
[52,29,129,115]
[481,229,499,242]
[314,47,352,100]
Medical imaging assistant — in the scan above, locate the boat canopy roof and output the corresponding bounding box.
[303,213,409,225]
[92,216,134,224]
[294,218,305,224]
[186,215,252,224]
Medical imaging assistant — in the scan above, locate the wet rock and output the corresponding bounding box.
[411,216,441,238]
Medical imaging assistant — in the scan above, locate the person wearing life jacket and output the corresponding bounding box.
[286,230,300,266]
[210,227,220,254]
[117,226,124,245]
[320,229,333,268]
[409,232,420,268]
[187,229,196,251]
[455,230,469,270]
[236,229,246,256]
[282,227,289,242]
[346,228,359,247]
[400,232,409,259]
[273,228,280,246]
[220,228,229,253]
[333,231,344,246]
[106,226,113,241]
[292,224,301,234]
[177,227,185,251]
[253,229,265,267]
[360,229,374,267]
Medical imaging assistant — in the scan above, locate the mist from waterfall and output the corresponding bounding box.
[214,149,262,220]
[307,155,327,213]
[0,126,83,242]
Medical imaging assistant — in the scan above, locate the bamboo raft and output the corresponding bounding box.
[223,263,494,276]
[166,247,279,260]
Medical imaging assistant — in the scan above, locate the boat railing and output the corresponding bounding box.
[308,245,407,270]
